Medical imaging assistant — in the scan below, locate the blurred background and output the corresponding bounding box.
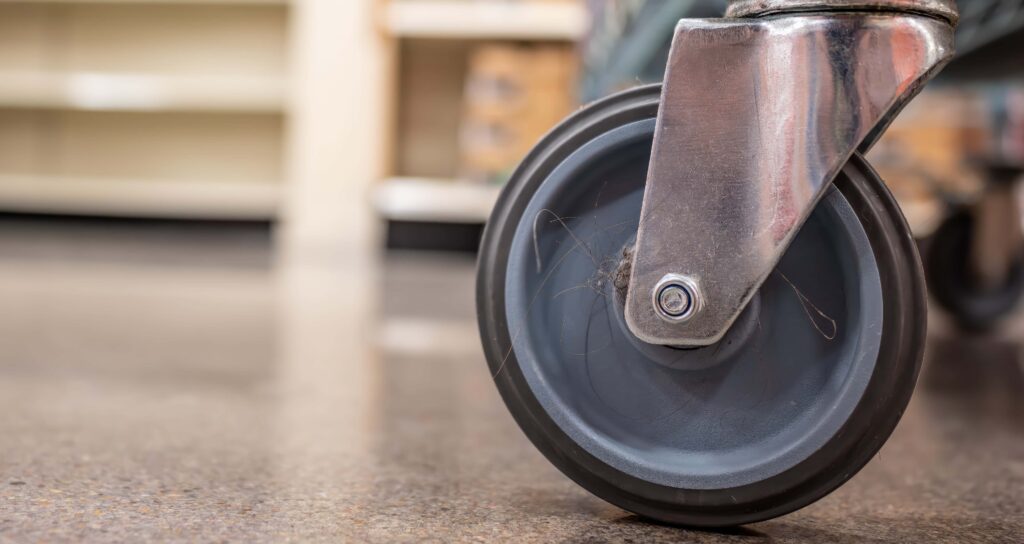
[1,0,1022,255]
[0,0,1021,540]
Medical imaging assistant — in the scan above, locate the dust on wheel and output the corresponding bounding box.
[476,85,928,527]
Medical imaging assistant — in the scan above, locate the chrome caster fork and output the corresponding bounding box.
[477,0,957,527]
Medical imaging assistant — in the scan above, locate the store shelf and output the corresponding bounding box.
[374,177,500,223]
[0,73,286,113]
[0,176,281,220]
[12,1,289,5]
[377,317,481,356]
[383,0,588,41]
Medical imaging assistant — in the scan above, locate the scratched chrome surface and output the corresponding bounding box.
[624,13,954,346]
[727,0,959,23]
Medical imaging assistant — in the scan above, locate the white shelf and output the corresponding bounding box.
[0,73,286,113]
[10,1,289,5]
[377,317,481,356]
[374,177,500,223]
[0,176,281,220]
[383,1,588,41]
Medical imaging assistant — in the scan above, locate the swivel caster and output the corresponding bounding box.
[477,1,954,527]
[926,166,1024,332]
[477,85,927,526]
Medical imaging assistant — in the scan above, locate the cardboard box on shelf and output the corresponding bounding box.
[459,43,578,183]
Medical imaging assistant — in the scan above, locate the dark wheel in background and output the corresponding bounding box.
[926,211,1024,331]
[476,85,927,527]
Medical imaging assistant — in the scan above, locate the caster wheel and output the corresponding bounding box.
[476,85,927,527]
[926,211,1024,331]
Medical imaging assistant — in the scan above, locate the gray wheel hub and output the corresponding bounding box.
[504,119,885,490]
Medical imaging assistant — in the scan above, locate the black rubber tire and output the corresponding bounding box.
[926,211,1024,332]
[476,85,927,527]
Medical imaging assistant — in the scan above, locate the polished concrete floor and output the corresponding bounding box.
[0,218,1021,542]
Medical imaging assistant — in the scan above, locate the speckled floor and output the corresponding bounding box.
[0,218,1021,542]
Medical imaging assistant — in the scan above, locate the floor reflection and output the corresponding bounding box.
[922,330,1024,425]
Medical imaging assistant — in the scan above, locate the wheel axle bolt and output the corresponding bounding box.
[653,274,702,322]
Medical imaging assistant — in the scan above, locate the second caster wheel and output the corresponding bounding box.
[477,85,928,526]
[926,210,1024,331]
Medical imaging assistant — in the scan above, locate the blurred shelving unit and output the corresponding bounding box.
[374,177,499,224]
[0,175,280,220]
[383,0,587,40]
[10,0,288,4]
[0,73,286,113]
[374,0,588,250]
[0,0,290,220]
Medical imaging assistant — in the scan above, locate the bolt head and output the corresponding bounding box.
[658,286,690,315]
[653,274,702,322]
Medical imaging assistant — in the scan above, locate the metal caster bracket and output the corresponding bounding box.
[624,0,957,346]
